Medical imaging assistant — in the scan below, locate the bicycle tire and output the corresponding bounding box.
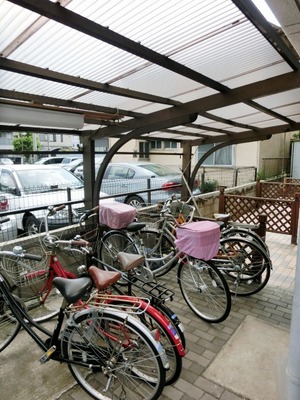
[0,276,22,352]
[215,236,271,296]
[154,302,186,349]
[108,299,183,385]
[62,308,166,400]
[222,227,270,257]
[99,230,139,284]
[177,257,231,323]
[139,230,177,278]
[10,279,62,323]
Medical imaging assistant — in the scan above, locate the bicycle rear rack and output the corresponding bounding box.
[140,281,174,303]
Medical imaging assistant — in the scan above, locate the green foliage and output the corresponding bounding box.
[292,132,300,140]
[12,132,40,163]
[201,179,218,193]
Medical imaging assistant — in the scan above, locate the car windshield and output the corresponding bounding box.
[138,164,179,177]
[17,168,84,193]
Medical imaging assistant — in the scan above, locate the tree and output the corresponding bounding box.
[12,132,40,163]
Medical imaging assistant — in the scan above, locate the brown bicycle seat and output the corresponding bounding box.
[117,252,145,272]
[88,266,121,290]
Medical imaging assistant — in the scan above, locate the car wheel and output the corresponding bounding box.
[125,195,146,208]
[25,216,40,235]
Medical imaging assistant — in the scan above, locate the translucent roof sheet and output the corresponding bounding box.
[0,0,299,145]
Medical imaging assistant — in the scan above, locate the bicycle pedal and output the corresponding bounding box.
[39,345,56,364]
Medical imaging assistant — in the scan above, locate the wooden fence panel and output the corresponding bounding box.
[218,188,300,244]
[256,180,300,200]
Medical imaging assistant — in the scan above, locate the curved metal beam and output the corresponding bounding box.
[190,135,271,184]
[93,113,198,206]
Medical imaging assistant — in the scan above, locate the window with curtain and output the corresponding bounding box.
[197,144,233,166]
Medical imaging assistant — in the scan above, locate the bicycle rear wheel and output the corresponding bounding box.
[222,227,270,256]
[154,302,186,349]
[215,236,271,296]
[62,309,166,400]
[178,257,231,323]
[108,299,183,385]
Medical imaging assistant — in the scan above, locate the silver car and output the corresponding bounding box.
[0,164,111,235]
[0,195,18,242]
[75,162,199,207]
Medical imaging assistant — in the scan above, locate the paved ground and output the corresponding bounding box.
[0,231,297,400]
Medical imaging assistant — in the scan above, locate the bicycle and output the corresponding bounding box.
[81,203,232,324]
[0,205,186,385]
[85,263,185,385]
[0,205,90,322]
[0,248,166,400]
[98,197,272,297]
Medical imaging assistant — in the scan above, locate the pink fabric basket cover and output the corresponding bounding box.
[99,202,137,229]
[175,220,220,260]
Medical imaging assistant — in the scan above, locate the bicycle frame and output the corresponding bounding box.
[1,272,163,367]
[32,254,77,306]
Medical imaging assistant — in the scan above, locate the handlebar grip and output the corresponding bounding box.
[71,239,90,247]
[81,206,99,221]
[24,253,43,261]
[54,204,66,212]
[87,205,99,216]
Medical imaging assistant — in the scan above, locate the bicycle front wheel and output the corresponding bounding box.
[99,230,139,284]
[178,257,231,323]
[62,309,166,400]
[0,277,21,352]
[10,277,62,322]
[139,230,177,278]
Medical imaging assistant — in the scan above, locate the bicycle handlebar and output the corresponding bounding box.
[0,246,43,261]
[78,205,99,226]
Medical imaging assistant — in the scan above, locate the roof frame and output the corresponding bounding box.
[0,0,299,149]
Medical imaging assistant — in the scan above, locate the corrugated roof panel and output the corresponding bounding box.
[255,89,300,108]
[224,62,292,88]
[234,113,283,126]
[0,70,87,99]
[253,119,289,128]
[210,103,258,119]
[172,22,286,86]
[274,105,300,122]
[0,0,38,49]
[66,0,242,54]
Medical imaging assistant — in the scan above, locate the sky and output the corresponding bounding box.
[251,0,281,26]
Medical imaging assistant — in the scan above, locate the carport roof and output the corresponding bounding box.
[0,0,300,147]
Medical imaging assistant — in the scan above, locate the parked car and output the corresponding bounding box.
[0,195,18,242]
[35,156,81,165]
[61,157,85,174]
[68,157,104,178]
[0,164,111,236]
[0,158,14,165]
[75,161,199,207]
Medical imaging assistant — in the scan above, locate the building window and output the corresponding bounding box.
[95,138,108,152]
[150,141,162,149]
[197,144,233,166]
[164,140,178,149]
[139,142,149,159]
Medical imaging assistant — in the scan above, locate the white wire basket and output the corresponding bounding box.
[0,253,49,287]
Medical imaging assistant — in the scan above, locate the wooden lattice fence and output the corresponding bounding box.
[218,186,300,244]
[256,180,300,200]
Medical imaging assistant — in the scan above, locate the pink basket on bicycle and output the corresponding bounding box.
[99,202,137,229]
[175,221,220,260]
